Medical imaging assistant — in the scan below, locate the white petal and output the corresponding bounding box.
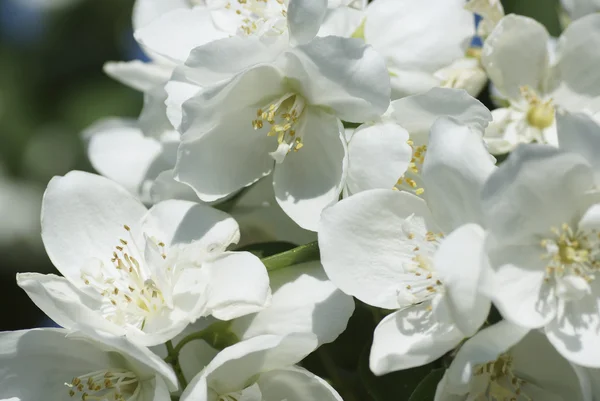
[288,0,328,45]
[180,64,286,137]
[319,189,441,309]
[165,81,201,130]
[175,35,288,88]
[230,261,355,346]
[365,0,474,74]
[486,243,557,328]
[444,320,529,393]
[0,328,116,400]
[422,117,496,232]
[482,145,593,241]
[284,36,390,122]
[346,121,411,195]
[512,330,591,401]
[391,87,492,142]
[41,171,148,282]
[138,86,176,139]
[182,334,317,397]
[481,14,550,101]
[557,111,600,185]
[257,366,343,401]
[546,284,600,368]
[84,119,168,199]
[175,106,275,202]
[16,273,122,335]
[132,0,189,30]
[134,8,228,63]
[434,224,489,337]
[150,169,199,203]
[552,14,600,111]
[370,304,464,375]
[317,7,364,37]
[203,251,271,321]
[142,200,239,251]
[103,61,172,92]
[273,108,346,231]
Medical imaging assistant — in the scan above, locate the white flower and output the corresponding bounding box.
[481,14,600,154]
[84,119,196,204]
[349,0,481,98]
[180,333,343,401]
[17,171,271,347]
[435,321,593,401]
[561,0,600,20]
[174,37,390,231]
[481,144,600,367]
[0,328,178,401]
[345,88,493,197]
[319,117,495,375]
[465,0,505,38]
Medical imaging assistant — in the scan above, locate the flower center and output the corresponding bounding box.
[253,92,307,160]
[80,225,173,330]
[471,353,532,401]
[521,86,555,130]
[212,0,288,36]
[395,140,427,196]
[65,369,139,401]
[396,214,444,307]
[540,223,600,283]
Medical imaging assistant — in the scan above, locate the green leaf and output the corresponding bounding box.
[407,368,445,401]
[236,241,297,258]
[358,345,437,401]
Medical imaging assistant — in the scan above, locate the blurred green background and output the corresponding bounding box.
[0,0,561,330]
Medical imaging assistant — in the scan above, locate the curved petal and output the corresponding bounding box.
[103,61,172,93]
[481,14,550,101]
[370,304,464,375]
[84,119,169,199]
[134,8,228,63]
[444,320,529,394]
[346,121,411,195]
[203,251,271,321]
[142,200,240,250]
[317,7,364,37]
[0,328,116,401]
[486,243,557,328]
[175,35,288,88]
[230,261,355,346]
[284,36,390,122]
[165,81,201,130]
[365,0,474,72]
[150,169,199,203]
[481,144,593,241]
[391,87,493,142]
[132,0,189,30]
[273,108,347,231]
[175,106,275,202]
[288,0,328,45]
[546,284,600,368]
[434,224,490,337]
[422,117,496,232]
[41,171,148,282]
[182,334,318,398]
[556,111,600,183]
[16,273,122,335]
[513,329,591,400]
[257,366,343,401]
[319,189,441,309]
[552,14,600,111]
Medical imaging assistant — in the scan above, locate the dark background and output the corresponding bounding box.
[0,0,561,330]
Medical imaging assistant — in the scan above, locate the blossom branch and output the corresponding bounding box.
[261,241,320,271]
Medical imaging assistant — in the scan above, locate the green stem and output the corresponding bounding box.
[166,340,188,389]
[261,241,320,271]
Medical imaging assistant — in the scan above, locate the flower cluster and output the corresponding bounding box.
[4,0,600,400]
